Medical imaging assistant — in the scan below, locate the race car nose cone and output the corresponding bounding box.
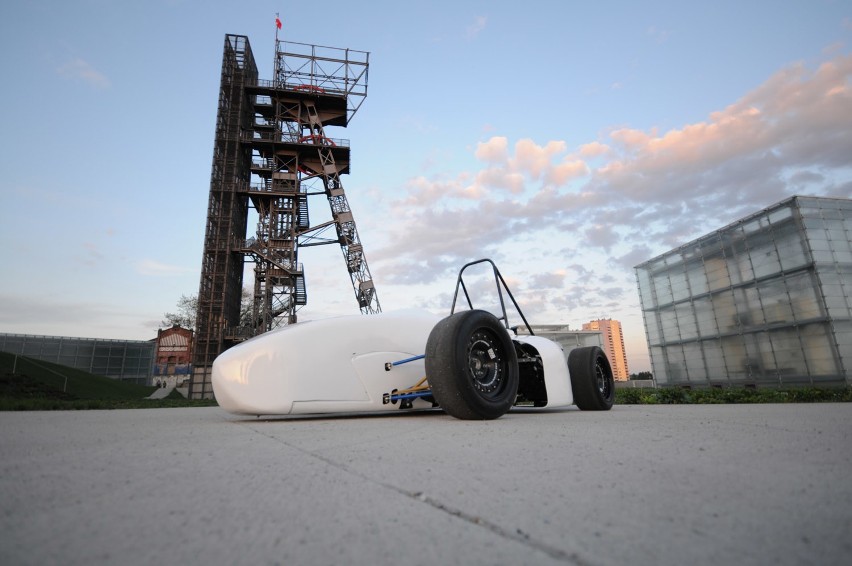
[210,333,291,415]
[211,347,246,413]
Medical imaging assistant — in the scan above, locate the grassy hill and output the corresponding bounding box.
[0,351,217,410]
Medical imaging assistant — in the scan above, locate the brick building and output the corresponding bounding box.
[154,326,193,386]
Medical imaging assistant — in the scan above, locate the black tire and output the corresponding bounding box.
[425,310,519,420]
[568,346,615,411]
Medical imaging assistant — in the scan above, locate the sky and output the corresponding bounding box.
[1,1,851,373]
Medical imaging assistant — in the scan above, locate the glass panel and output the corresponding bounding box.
[767,205,792,224]
[775,222,809,271]
[809,237,831,251]
[660,307,679,342]
[733,287,763,328]
[683,342,705,382]
[742,219,761,234]
[812,250,834,263]
[22,343,42,355]
[676,302,698,340]
[705,254,731,291]
[728,240,754,285]
[650,347,667,384]
[686,261,709,295]
[759,279,794,324]
[825,296,851,319]
[721,334,749,379]
[76,345,94,357]
[40,345,61,356]
[821,208,844,220]
[664,345,687,383]
[694,296,718,337]
[831,321,852,377]
[670,269,690,302]
[786,271,823,321]
[713,290,738,333]
[800,323,838,376]
[754,332,778,382]
[653,273,673,304]
[827,228,846,242]
[703,340,727,380]
[644,312,661,345]
[769,328,807,378]
[748,234,782,279]
[636,269,654,306]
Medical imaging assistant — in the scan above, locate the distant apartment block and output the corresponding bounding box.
[581,319,630,380]
[635,195,851,388]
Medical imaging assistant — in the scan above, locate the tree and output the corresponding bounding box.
[629,371,654,381]
[161,290,253,332]
[161,294,198,330]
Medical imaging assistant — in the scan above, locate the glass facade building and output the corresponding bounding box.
[635,196,851,388]
[0,333,155,385]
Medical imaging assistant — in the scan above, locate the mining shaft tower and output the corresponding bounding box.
[190,34,380,399]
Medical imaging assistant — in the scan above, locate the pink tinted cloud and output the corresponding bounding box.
[375,53,852,286]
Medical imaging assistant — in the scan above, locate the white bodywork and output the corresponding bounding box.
[212,309,574,416]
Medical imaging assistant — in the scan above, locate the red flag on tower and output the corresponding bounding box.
[275,16,282,29]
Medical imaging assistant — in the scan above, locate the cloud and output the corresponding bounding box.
[646,26,670,44]
[475,137,509,162]
[78,242,105,267]
[136,259,192,276]
[0,293,153,340]
[580,142,611,158]
[512,139,568,179]
[465,15,487,39]
[529,270,567,289]
[370,52,852,333]
[57,58,111,89]
[587,53,852,223]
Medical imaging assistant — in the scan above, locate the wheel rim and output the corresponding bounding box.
[595,357,612,399]
[466,329,505,397]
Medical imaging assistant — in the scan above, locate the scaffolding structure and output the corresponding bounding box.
[190,34,379,399]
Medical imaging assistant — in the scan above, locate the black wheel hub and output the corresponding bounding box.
[595,359,612,398]
[467,330,504,395]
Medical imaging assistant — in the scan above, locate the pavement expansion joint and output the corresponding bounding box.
[240,421,589,565]
[407,490,589,565]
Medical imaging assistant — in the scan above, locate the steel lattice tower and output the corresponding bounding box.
[190,34,379,399]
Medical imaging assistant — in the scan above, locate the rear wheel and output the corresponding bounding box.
[425,310,519,420]
[568,346,615,410]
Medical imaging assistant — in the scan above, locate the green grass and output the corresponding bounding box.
[615,386,852,404]
[4,351,849,410]
[0,351,218,411]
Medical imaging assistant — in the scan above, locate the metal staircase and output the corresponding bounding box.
[233,40,380,333]
[190,34,379,399]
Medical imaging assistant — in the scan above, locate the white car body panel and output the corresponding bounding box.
[212,309,576,417]
[514,334,574,407]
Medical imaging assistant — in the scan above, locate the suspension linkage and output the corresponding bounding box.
[384,354,425,371]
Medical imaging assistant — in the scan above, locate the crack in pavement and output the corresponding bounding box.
[242,422,590,565]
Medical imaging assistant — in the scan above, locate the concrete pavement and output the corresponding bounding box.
[1,404,850,565]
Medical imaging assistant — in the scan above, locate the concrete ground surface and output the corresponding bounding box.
[1,404,850,566]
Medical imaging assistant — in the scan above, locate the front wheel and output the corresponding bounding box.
[568,346,615,410]
[425,310,519,420]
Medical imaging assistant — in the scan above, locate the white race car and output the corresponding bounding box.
[212,260,615,419]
